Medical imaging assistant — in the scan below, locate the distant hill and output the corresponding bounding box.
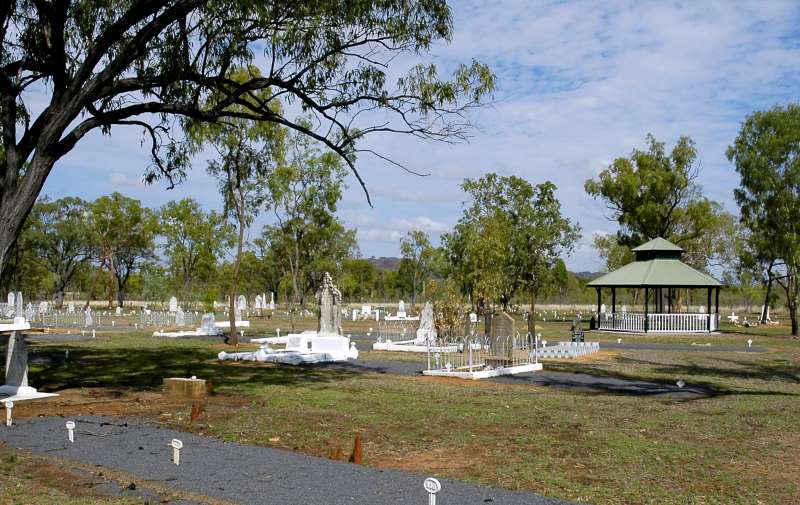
[574,271,602,281]
[368,257,401,272]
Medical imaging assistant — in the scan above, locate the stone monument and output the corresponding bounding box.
[316,272,343,336]
[85,307,93,327]
[489,311,515,360]
[237,295,247,311]
[14,292,22,318]
[200,313,216,335]
[7,292,14,307]
[269,292,275,310]
[415,302,437,345]
[397,300,406,317]
[169,296,178,313]
[175,307,186,326]
[68,302,75,314]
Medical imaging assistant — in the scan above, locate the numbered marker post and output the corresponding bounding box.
[423,477,441,505]
[66,421,75,442]
[747,339,753,348]
[170,438,183,465]
[4,401,13,426]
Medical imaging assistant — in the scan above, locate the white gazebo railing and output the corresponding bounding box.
[598,312,718,333]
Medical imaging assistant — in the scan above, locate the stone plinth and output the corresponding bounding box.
[162,377,207,399]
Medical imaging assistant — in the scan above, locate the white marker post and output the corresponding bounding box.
[4,401,13,426]
[171,438,183,465]
[423,477,441,505]
[66,421,75,442]
[747,339,753,348]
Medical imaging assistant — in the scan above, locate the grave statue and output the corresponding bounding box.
[316,272,343,336]
[415,302,437,345]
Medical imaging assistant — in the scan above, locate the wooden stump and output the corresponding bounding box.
[162,377,207,400]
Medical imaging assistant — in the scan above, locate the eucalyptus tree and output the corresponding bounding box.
[728,104,800,335]
[187,67,284,345]
[26,196,91,306]
[400,230,435,307]
[444,174,579,332]
[86,193,157,307]
[159,198,234,294]
[263,127,355,331]
[0,0,494,281]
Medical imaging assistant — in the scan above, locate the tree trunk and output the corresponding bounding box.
[228,215,245,346]
[528,290,536,335]
[761,276,774,324]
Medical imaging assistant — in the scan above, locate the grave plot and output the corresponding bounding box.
[219,272,359,364]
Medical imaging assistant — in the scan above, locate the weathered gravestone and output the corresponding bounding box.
[67,302,75,314]
[25,303,35,322]
[7,292,14,307]
[85,308,93,327]
[169,296,178,313]
[397,300,406,317]
[488,311,515,363]
[175,307,185,326]
[38,301,48,314]
[317,272,343,336]
[200,313,216,335]
[269,292,275,310]
[237,295,247,311]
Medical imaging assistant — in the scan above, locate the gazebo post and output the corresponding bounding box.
[707,288,712,331]
[611,288,616,314]
[715,287,720,330]
[596,287,601,315]
[644,287,649,333]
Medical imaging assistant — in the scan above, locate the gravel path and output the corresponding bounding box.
[0,416,577,505]
[319,358,716,398]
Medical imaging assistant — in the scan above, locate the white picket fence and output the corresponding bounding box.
[598,312,718,333]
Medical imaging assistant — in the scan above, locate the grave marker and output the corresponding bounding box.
[316,272,343,336]
[66,421,75,443]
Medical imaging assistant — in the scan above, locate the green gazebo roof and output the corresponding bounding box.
[587,238,722,288]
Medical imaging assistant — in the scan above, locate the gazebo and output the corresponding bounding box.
[587,238,722,333]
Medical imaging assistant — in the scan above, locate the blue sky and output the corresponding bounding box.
[41,0,800,271]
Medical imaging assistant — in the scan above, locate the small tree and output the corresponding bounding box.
[727,103,800,335]
[26,197,91,306]
[400,230,435,307]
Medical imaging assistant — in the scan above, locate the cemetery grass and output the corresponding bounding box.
[16,328,800,505]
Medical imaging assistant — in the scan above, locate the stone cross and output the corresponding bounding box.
[316,272,343,336]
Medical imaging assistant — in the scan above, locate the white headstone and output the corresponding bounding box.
[7,292,14,306]
[600,304,606,314]
[68,302,75,314]
[469,312,478,323]
[398,300,405,314]
[254,294,263,310]
[169,296,178,313]
[38,301,48,314]
[115,306,122,316]
[269,292,275,310]
[361,305,371,315]
[85,308,93,327]
[237,295,247,311]
[175,307,185,326]
[25,303,35,321]
[352,309,358,321]
[200,313,216,334]
[415,302,437,345]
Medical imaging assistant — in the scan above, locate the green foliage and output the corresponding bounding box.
[585,134,735,271]
[399,230,436,306]
[159,198,234,294]
[728,103,800,334]
[444,173,579,312]
[86,193,158,306]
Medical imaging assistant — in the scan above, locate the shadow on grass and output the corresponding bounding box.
[543,354,800,398]
[25,344,362,393]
